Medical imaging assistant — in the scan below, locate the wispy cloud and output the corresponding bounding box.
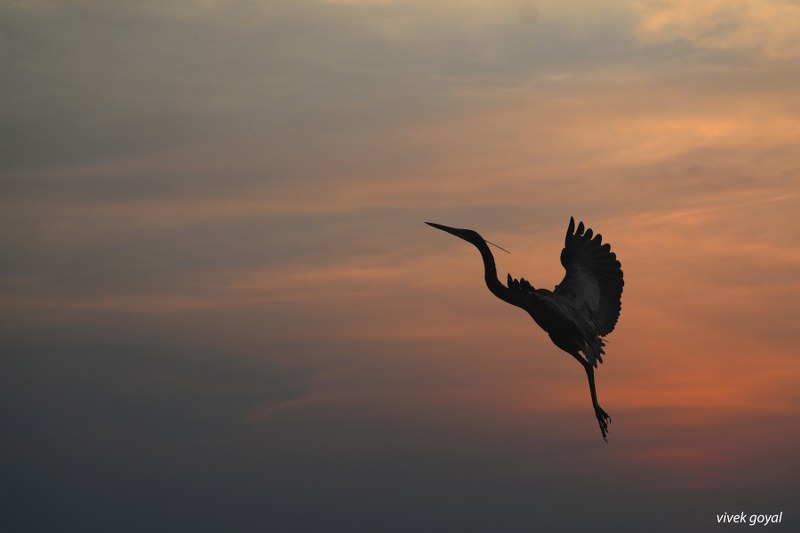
[635,0,800,59]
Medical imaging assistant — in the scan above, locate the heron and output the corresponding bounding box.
[426,218,624,441]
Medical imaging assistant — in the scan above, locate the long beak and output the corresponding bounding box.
[425,222,469,240]
[425,222,511,254]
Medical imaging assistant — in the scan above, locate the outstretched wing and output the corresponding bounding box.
[554,217,624,337]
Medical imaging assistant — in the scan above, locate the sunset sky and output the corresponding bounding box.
[2,1,799,531]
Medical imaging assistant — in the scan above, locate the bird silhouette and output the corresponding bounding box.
[426,218,624,441]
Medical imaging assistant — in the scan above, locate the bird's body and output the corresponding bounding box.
[426,218,623,441]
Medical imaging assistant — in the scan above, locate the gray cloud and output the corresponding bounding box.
[0,0,713,174]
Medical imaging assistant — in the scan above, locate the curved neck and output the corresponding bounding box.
[473,239,516,306]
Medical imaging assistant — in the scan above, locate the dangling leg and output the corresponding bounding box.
[567,350,611,441]
[584,362,611,441]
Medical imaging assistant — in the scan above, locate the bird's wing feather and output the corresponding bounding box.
[553,217,624,337]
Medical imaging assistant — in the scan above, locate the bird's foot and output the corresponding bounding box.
[595,405,611,442]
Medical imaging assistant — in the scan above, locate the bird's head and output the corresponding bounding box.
[425,222,511,255]
[425,222,484,247]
